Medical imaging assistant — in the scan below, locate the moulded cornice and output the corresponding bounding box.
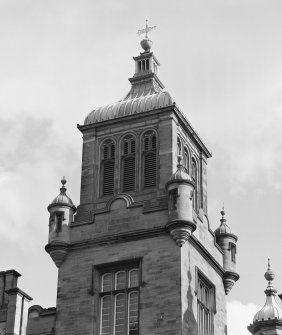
[248,318,282,333]
[78,105,211,158]
[5,288,33,301]
[69,226,226,278]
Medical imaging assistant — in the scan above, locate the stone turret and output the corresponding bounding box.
[45,177,76,268]
[248,260,282,334]
[214,207,239,294]
[165,156,196,247]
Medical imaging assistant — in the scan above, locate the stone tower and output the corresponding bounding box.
[44,33,239,335]
[248,260,282,335]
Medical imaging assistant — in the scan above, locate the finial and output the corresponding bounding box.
[264,258,276,296]
[137,20,156,52]
[220,204,227,225]
[60,176,67,194]
[265,258,275,282]
[61,176,66,186]
[220,203,225,218]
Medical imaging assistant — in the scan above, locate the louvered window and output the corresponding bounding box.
[122,136,136,192]
[143,131,157,189]
[102,140,115,196]
[99,263,140,335]
[192,159,197,210]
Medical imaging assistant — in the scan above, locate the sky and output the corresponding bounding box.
[1,1,282,334]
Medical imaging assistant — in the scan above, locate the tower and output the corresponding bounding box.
[214,207,239,294]
[46,177,76,268]
[248,260,282,335]
[43,27,239,335]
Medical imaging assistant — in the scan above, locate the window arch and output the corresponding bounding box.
[143,131,157,189]
[122,135,136,192]
[192,158,198,210]
[102,140,115,196]
[183,147,189,173]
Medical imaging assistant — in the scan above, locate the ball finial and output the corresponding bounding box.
[61,176,67,186]
[264,258,275,282]
[220,204,225,219]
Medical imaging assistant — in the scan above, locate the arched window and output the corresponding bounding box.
[122,135,136,192]
[143,131,157,189]
[177,137,182,156]
[192,158,197,210]
[184,147,189,173]
[102,140,115,196]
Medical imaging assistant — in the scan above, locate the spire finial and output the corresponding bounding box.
[264,258,276,295]
[137,19,156,39]
[220,203,225,218]
[60,176,67,194]
[220,204,227,225]
[137,20,156,52]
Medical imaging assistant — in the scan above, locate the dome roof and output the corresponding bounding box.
[253,260,282,323]
[51,192,74,206]
[48,177,75,210]
[84,77,174,125]
[214,208,233,235]
[169,156,192,182]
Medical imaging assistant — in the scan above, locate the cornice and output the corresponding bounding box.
[77,106,174,132]
[77,105,211,158]
[5,288,33,301]
[70,227,166,250]
[248,319,282,333]
[69,227,225,278]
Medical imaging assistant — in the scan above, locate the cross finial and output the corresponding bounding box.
[137,19,156,39]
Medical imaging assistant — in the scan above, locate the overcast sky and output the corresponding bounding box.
[1,1,282,334]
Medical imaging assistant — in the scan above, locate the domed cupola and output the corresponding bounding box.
[215,207,239,294]
[214,208,232,235]
[48,177,75,210]
[165,156,196,247]
[45,177,76,268]
[84,21,175,126]
[248,260,282,334]
[169,158,193,183]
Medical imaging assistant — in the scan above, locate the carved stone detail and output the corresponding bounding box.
[166,220,196,247]
[45,242,69,268]
[222,271,240,295]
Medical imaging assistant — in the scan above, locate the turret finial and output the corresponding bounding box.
[220,204,226,224]
[60,176,67,194]
[264,258,276,296]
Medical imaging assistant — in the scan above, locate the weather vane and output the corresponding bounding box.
[137,19,156,39]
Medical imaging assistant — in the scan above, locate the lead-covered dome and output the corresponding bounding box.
[252,260,282,323]
[169,156,192,183]
[214,208,233,235]
[48,177,76,210]
[84,48,175,125]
